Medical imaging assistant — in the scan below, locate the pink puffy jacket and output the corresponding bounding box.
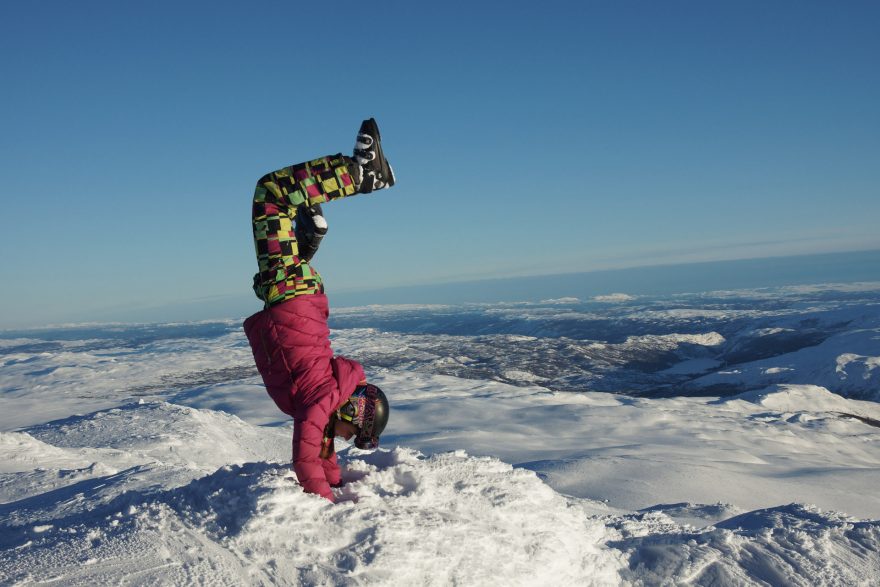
[243,293,365,501]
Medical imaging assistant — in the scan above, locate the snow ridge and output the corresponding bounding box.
[610,504,880,586]
[0,413,623,586]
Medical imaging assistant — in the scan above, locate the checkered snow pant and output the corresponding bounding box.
[251,154,361,306]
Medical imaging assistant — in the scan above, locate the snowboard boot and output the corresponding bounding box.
[294,203,328,263]
[352,118,395,193]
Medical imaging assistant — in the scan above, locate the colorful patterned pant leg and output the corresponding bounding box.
[252,154,359,306]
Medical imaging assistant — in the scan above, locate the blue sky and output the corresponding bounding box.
[1,1,878,328]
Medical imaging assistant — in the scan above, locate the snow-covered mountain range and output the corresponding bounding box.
[329,282,880,401]
[1,283,878,585]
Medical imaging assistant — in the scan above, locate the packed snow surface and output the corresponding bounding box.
[1,408,621,585]
[2,283,880,585]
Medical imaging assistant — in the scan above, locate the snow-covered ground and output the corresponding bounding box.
[1,283,879,585]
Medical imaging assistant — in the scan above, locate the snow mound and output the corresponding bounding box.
[624,331,725,348]
[610,504,880,586]
[0,403,290,528]
[593,293,635,303]
[540,297,581,304]
[638,502,743,526]
[23,401,289,469]
[0,431,93,473]
[0,447,624,586]
[721,384,860,413]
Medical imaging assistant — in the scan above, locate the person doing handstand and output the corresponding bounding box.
[243,119,395,502]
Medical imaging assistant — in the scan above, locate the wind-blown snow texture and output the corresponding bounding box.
[1,283,879,585]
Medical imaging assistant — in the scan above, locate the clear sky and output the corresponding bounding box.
[1,0,878,328]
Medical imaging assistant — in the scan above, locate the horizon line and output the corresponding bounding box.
[4,248,879,332]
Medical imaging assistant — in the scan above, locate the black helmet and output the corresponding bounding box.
[337,383,389,450]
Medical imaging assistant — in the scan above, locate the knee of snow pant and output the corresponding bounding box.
[254,154,358,212]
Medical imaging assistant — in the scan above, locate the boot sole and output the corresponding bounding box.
[359,118,395,188]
